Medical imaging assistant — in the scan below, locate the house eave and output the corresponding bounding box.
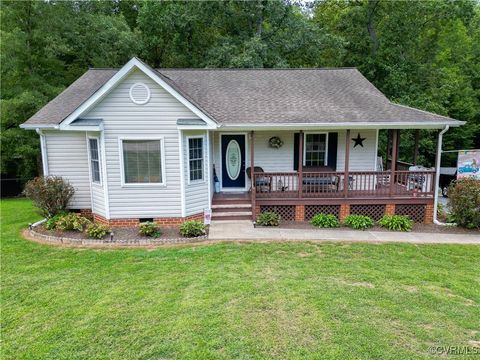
[218,121,465,131]
[20,124,60,130]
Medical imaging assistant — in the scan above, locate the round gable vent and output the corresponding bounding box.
[129,82,151,105]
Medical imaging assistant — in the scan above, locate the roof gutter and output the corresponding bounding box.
[433,125,455,226]
[219,121,464,131]
[20,124,59,130]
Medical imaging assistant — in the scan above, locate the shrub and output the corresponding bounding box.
[44,212,67,230]
[179,220,206,237]
[85,223,110,239]
[256,211,280,226]
[23,176,75,218]
[448,178,480,229]
[378,215,413,232]
[343,214,374,230]
[138,221,161,237]
[55,213,92,232]
[310,213,339,228]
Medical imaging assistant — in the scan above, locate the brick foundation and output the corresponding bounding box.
[424,204,434,224]
[339,204,350,222]
[79,208,93,217]
[295,205,305,221]
[385,204,395,216]
[93,213,204,228]
[255,202,433,224]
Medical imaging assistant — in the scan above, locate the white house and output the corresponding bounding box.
[21,57,463,226]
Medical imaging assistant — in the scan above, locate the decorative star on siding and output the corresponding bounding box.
[352,133,366,148]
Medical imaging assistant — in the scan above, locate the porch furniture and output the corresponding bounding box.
[302,176,339,193]
[375,156,391,188]
[301,166,338,193]
[407,166,434,192]
[246,166,272,192]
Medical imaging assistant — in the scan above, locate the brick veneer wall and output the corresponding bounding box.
[93,213,204,228]
[339,204,350,222]
[79,208,93,217]
[424,204,434,224]
[385,204,395,216]
[295,205,305,221]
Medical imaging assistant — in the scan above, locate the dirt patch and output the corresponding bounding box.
[339,280,375,288]
[404,286,419,293]
[297,252,313,257]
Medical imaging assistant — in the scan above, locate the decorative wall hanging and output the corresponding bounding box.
[352,133,366,148]
[269,136,284,149]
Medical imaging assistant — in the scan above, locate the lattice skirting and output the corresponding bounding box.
[395,204,426,223]
[350,204,386,221]
[260,205,296,221]
[305,205,341,221]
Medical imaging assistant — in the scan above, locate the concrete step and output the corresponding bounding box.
[212,206,252,213]
[212,203,252,209]
[212,199,251,206]
[211,214,253,221]
[212,211,252,217]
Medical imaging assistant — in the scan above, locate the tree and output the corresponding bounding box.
[1,0,138,180]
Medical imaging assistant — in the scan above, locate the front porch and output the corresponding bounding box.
[212,129,436,224]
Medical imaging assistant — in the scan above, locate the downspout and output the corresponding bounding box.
[433,125,450,225]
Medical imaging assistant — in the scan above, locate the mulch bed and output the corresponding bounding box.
[272,222,479,234]
[34,224,208,242]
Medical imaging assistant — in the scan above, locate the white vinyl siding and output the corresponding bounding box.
[43,131,91,209]
[213,131,294,190]
[183,131,209,216]
[83,69,191,219]
[213,130,377,189]
[336,129,377,171]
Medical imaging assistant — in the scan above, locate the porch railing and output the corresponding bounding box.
[253,170,435,199]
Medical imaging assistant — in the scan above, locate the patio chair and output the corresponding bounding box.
[376,156,390,188]
[407,165,429,191]
[246,166,272,192]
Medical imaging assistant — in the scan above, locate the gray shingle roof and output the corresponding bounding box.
[21,66,463,127]
[22,69,117,126]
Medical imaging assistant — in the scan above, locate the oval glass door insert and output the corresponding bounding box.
[226,140,241,180]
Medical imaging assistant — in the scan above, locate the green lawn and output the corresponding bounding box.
[1,199,479,359]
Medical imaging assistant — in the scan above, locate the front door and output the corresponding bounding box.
[221,134,246,188]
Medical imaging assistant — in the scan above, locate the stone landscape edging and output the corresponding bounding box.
[25,225,208,248]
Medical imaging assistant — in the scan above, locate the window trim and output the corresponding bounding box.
[87,136,102,185]
[186,135,206,185]
[303,132,329,167]
[118,136,166,187]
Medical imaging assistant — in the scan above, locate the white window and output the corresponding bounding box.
[88,138,101,183]
[304,133,328,166]
[188,137,204,182]
[121,139,164,184]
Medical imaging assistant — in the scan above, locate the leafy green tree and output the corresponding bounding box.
[1,0,137,180]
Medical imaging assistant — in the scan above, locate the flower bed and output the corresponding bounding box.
[29,222,208,247]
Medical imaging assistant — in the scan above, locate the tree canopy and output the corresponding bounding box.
[1,0,478,180]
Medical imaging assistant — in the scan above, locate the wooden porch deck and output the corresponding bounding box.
[251,170,435,201]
